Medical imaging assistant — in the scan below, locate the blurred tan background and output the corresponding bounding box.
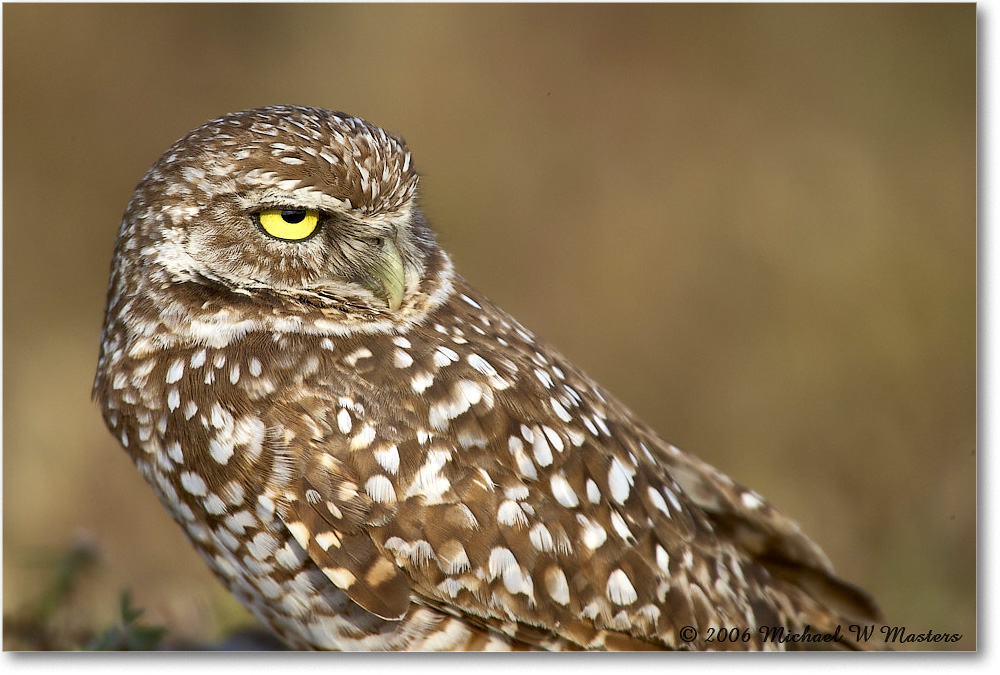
[3,3,975,650]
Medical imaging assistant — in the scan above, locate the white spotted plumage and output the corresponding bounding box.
[94,105,883,651]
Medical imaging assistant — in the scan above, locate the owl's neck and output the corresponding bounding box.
[103,247,457,362]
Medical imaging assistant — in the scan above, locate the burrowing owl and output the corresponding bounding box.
[94,106,882,650]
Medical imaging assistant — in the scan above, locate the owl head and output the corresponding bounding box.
[106,106,451,346]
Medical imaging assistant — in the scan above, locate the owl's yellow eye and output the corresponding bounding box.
[257,209,320,240]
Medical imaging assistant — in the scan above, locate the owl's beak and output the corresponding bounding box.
[359,237,405,312]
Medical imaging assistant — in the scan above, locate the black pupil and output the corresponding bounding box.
[281,209,307,224]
